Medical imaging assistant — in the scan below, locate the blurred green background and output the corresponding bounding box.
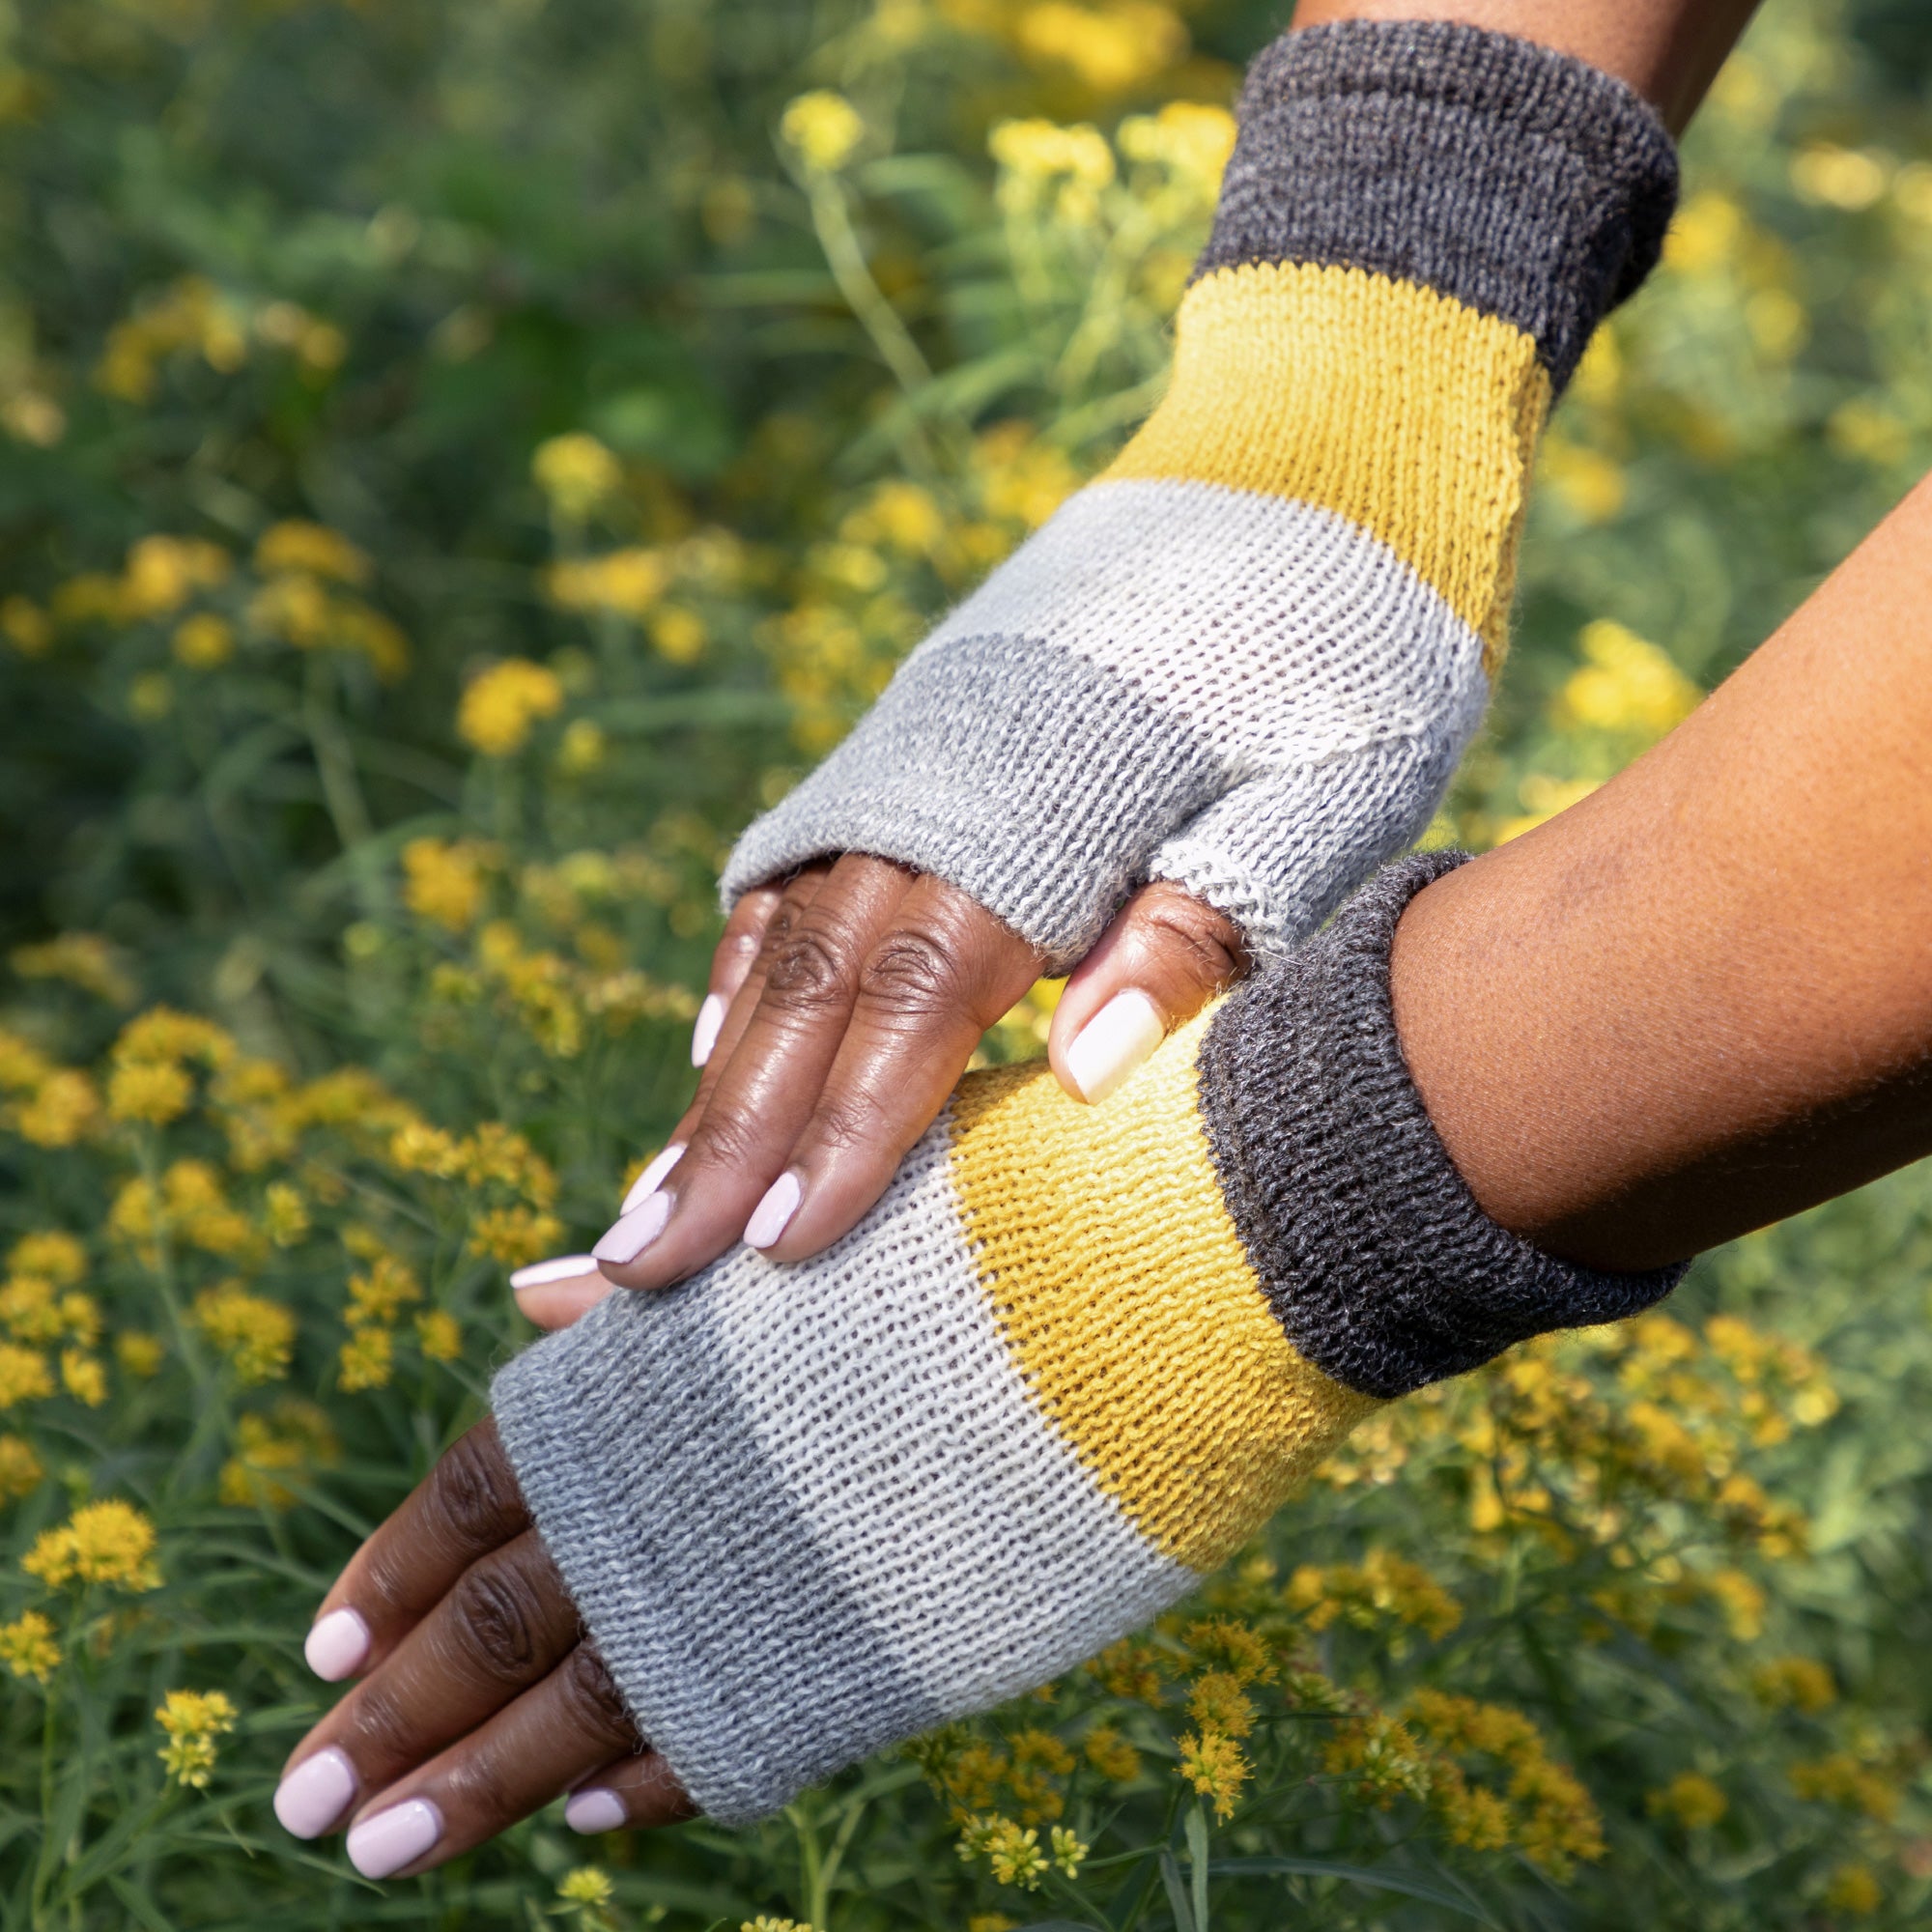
[1,0,1931,1925]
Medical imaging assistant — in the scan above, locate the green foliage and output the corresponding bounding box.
[0,0,1930,1924]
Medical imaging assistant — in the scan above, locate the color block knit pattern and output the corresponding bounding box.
[492,853,1687,1825]
[720,22,1677,967]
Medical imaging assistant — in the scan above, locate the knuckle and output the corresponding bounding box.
[809,1085,899,1159]
[447,1562,547,1685]
[431,1424,527,1552]
[340,1673,415,1761]
[556,1643,639,1749]
[856,925,962,1017]
[687,1102,764,1174]
[1141,892,1248,984]
[760,926,855,1014]
[440,1745,519,1824]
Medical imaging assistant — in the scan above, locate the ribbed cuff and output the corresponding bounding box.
[1198,20,1678,388]
[1198,851,1689,1399]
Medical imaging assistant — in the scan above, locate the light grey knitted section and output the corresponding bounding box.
[493,1125,1191,1825]
[724,482,1487,968]
[492,1279,939,1824]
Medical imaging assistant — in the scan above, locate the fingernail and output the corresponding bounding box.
[691,993,725,1067]
[592,1189,672,1265]
[620,1142,686,1215]
[1064,990,1165,1105]
[303,1607,370,1682]
[273,1747,356,1839]
[347,1797,442,1879]
[743,1171,802,1250]
[565,1786,628,1834]
[509,1254,600,1293]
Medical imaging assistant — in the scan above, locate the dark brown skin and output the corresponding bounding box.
[288,0,1804,1866]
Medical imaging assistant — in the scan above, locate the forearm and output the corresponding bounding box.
[1291,0,1761,134]
[1394,472,1932,1271]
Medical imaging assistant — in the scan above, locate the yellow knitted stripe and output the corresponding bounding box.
[947,1012,1378,1574]
[1102,260,1550,671]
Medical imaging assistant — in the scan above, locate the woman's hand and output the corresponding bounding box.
[517,866,1246,1327]
[272,1420,693,1878]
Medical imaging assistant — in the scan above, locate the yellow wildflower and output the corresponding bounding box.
[533,434,622,520]
[649,604,707,663]
[546,547,669,620]
[1648,1772,1728,1830]
[263,1180,309,1247]
[116,1331,166,1378]
[347,1255,420,1328]
[9,1233,84,1285]
[458,658,565,755]
[558,1865,614,1908]
[1752,1656,1835,1713]
[254,520,370,584]
[1187,1671,1257,1741]
[1704,1568,1767,1640]
[1554,620,1700,739]
[0,1610,61,1682]
[982,1816,1047,1889]
[400,837,495,932]
[557,718,606,774]
[414,1309,462,1362]
[61,1349,106,1406]
[193,1285,297,1383]
[219,1400,339,1509]
[0,1433,43,1497]
[1012,1,1185,94]
[1322,1715,1430,1811]
[1117,100,1236,193]
[467,1206,566,1266]
[781,90,864,172]
[113,1008,233,1068]
[1788,1752,1898,1823]
[1822,1864,1883,1916]
[155,1688,237,1788]
[1086,1635,1163,1700]
[13,1069,99,1146]
[0,1345,53,1408]
[121,534,231,618]
[1048,1824,1087,1878]
[0,1276,61,1345]
[1179,1729,1249,1822]
[1287,1549,1462,1640]
[1083,1722,1140,1782]
[172,611,235,668]
[107,1058,194,1125]
[24,1498,161,1591]
[742,1920,812,1932]
[338,1325,394,1392]
[1179,1617,1276,1684]
[0,595,54,655]
[10,934,136,1007]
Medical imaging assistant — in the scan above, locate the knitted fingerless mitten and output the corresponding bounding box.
[721,23,1677,967]
[492,853,1687,1824]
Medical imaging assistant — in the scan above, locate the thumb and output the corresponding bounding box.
[1047,881,1248,1105]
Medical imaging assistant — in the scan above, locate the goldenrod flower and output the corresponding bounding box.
[115,1331,166,1378]
[457,658,565,756]
[1084,1636,1163,1700]
[1082,1722,1140,1782]
[1788,1751,1898,1823]
[0,1610,61,1683]
[0,594,54,655]
[346,1255,420,1329]
[60,1349,106,1406]
[1751,1655,1834,1713]
[1647,1771,1728,1830]
[172,611,234,668]
[533,434,622,521]
[114,1008,234,1069]
[253,520,369,585]
[1179,1729,1249,1822]
[1048,1824,1087,1878]
[781,90,864,173]
[121,534,232,619]
[0,1433,43,1498]
[219,1400,339,1509]
[1010,0,1185,94]
[10,935,136,1009]
[1186,1671,1256,1741]
[649,604,706,664]
[8,1232,85,1285]
[337,1325,394,1392]
[1554,620,1700,738]
[156,1688,237,1788]
[414,1309,462,1362]
[545,547,670,620]
[12,1069,99,1147]
[1822,1864,1883,1916]
[557,718,606,775]
[24,1498,161,1592]
[107,1059,193,1125]
[193,1285,297,1383]
[0,1344,53,1409]
[399,838,495,932]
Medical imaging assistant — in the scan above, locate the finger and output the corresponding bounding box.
[564,1747,696,1835]
[275,1528,580,1838]
[693,881,785,1068]
[610,861,835,1224]
[339,1645,692,1879]
[298,1419,527,1686]
[752,875,1042,1262]
[1047,881,1248,1104]
[592,853,918,1291]
[508,1257,610,1331]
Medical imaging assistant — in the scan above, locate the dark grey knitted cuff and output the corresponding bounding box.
[1198,19,1679,388]
[1198,851,1688,1399]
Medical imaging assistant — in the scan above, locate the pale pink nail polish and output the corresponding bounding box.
[744,1172,802,1250]
[592,1189,672,1265]
[273,1747,356,1839]
[565,1786,627,1833]
[691,993,725,1067]
[303,1607,370,1682]
[347,1797,442,1879]
[509,1254,600,1293]
[620,1143,685,1215]
[1064,989,1165,1105]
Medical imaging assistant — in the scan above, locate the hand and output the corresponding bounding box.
[271,1420,694,1877]
[515,864,1246,1329]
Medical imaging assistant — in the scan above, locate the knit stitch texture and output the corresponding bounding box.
[720,22,1677,965]
[492,853,1686,1826]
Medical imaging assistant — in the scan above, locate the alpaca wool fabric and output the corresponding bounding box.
[491,854,1687,1826]
[719,22,1678,965]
